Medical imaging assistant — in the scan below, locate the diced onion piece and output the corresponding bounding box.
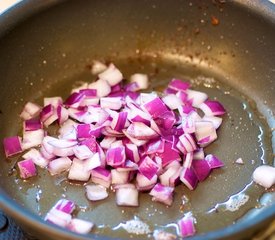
[186,89,208,108]
[149,183,174,206]
[199,100,226,116]
[111,169,129,184]
[143,97,168,119]
[68,158,91,181]
[23,119,42,131]
[178,133,197,154]
[162,94,182,110]
[136,173,158,191]
[110,111,128,132]
[45,208,72,228]
[22,129,44,150]
[153,230,177,240]
[88,79,111,97]
[20,102,41,120]
[44,97,62,108]
[193,148,205,160]
[91,167,111,188]
[205,154,224,169]
[138,156,159,180]
[86,184,109,201]
[98,63,123,86]
[68,218,94,234]
[157,141,181,167]
[100,136,116,149]
[106,146,126,167]
[252,165,275,188]
[126,122,158,140]
[180,168,198,190]
[57,106,69,125]
[91,60,107,75]
[130,73,149,90]
[194,121,217,147]
[159,162,181,187]
[22,148,49,168]
[53,199,76,214]
[73,145,94,160]
[17,159,37,179]
[202,116,223,129]
[101,97,122,110]
[3,136,23,157]
[192,160,211,181]
[177,214,196,237]
[48,157,72,175]
[116,184,139,207]
[125,143,140,163]
[168,79,190,91]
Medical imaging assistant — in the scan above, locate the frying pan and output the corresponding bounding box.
[0,0,274,239]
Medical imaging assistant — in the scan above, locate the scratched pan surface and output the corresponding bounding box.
[0,1,274,240]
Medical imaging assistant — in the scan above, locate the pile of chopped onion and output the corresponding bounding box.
[3,62,226,236]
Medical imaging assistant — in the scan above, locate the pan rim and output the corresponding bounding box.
[0,0,274,239]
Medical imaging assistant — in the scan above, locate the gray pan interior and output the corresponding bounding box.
[0,0,274,239]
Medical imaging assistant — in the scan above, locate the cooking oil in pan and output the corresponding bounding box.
[1,56,272,238]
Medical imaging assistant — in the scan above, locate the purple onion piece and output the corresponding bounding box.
[3,136,23,157]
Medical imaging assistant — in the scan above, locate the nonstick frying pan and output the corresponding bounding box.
[0,0,274,239]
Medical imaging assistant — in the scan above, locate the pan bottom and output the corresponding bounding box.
[1,56,272,239]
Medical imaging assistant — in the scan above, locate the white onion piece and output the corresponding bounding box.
[88,79,111,97]
[85,152,102,170]
[162,94,182,110]
[136,173,157,191]
[98,63,123,86]
[130,73,148,90]
[111,169,129,185]
[194,121,217,147]
[100,97,122,110]
[202,116,223,129]
[91,60,107,75]
[252,165,275,188]
[186,89,208,108]
[45,208,72,228]
[20,102,41,120]
[22,148,48,168]
[68,158,91,181]
[22,129,44,150]
[116,185,139,207]
[73,145,94,160]
[68,218,94,234]
[48,157,72,175]
[86,184,108,201]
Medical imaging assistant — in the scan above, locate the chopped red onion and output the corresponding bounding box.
[90,60,107,75]
[162,94,183,110]
[136,173,158,191]
[68,218,94,234]
[22,129,44,150]
[20,102,41,120]
[168,79,190,91]
[138,156,160,180]
[57,106,69,125]
[192,160,211,181]
[73,145,93,160]
[22,148,48,168]
[125,143,140,163]
[183,152,194,169]
[157,141,181,167]
[17,159,37,179]
[130,73,148,90]
[177,214,196,237]
[40,104,55,123]
[23,119,42,131]
[180,168,198,190]
[111,169,129,184]
[144,139,165,155]
[178,133,197,154]
[98,63,123,86]
[88,79,111,97]
[91,167,111,188]
[45,208,72,228]
[106,146,126,167]
[252,165,275,188]
[64,92,85,108]
[3,136,23,157]
[44,97,63,108]
[193,148,205,160]
[159,162,181,187]
[126,122,158,140]
[205,154,224,169]
[86,184,109,201]
[186,89,208,108]
[202,116,223,129]
[199,100,226,116]
[116,184,139,207]
[143,97,168,118]
[68,158,91,181]
[122,129,148,147]
[101,97,122,110]
[53,199,76,214]
[100,136,116,149]
[110,111,128,132]
[149,183,174,206]
[195,121,217,147]
[85,152,102,170]
[48,157,72,175]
